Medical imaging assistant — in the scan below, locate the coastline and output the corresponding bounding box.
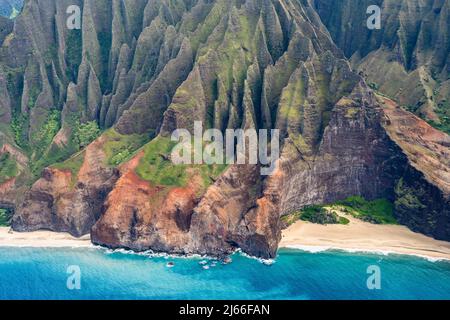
[2,220,450,263]
[280,215,450,262]
[0,227,92,248]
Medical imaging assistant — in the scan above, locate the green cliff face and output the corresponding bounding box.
[314,0,450,132]
[0,0,449,258]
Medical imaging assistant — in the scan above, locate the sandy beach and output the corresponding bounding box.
[0,227,92,248]
[2,219,450,261]
[281,215,450,261]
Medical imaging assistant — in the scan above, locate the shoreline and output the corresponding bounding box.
[280,215,450,262]
[280,244,450,262]
[0,227,92,248]
[2,221,450,263]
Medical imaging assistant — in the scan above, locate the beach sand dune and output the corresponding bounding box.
[281,215,450,261]
[0,227,91,248]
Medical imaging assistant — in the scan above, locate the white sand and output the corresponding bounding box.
[280,215,450,261]
[2,219,450,261]
[0,227,92,248]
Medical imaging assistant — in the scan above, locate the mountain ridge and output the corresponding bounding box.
[314,0,450,131]
[0,0,449,258]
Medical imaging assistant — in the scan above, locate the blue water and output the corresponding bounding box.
[0,247,449,300]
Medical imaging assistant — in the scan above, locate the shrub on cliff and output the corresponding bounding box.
[0,208,12,226]
[301,206,341,225]
[281,206,349,227]
[0,153,18,184]
[335,196,397,225]
[74,121,101,148]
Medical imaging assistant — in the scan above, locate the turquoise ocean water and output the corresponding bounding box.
[0,247,449,300]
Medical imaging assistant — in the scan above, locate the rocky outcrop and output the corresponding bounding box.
[12,136,119,237]
[314,0,450,124]
[91,150,199,252]
[1,0,199,233]
[0,73,11,126]
[0,0,197,173]
[0,143,29,207]
[92,0,366,258]
[1,0,449,259]
[189,164,279,258]
[91,77,450,259]
[380,96,450,240]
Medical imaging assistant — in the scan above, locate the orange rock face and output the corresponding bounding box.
[381,96,450,195]
[92,151,201,253]
[91,84,450,259]
[93,159,282,258]
[10,84,450,259]
[0,144,28,208]
[12,136,119,237]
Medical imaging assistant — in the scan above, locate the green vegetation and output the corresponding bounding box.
[136,137,227,189]
[301,206,350,224]
[368,82,379,91]
[428,99,450,135]
[8,107,103,181]
[33,110,61,156]
[51,151,86,186]
[395,178,426,211]
[103,129,148,166]
[52,151,85,175]
[10,113,29,149]
[97,31,112,91]
[26,110,69,178]
[301,206,350,225]
[189,0,227,51]
[5,67,25,111]
[136,137,187,186]
[65,29,82,81]
[12,109,61,163]
[333,196,397,225]
[345,107,360,119]
[281,196,397,227]
[74,121,101,148]
[0,208,12,226]
[282,205,350,227]
[26,114,102,180]
[428,112,450,134]
[27,88,39,109]
[30,135,80,180]
[43,44,58,65]
[0,153,18,184]
[280,211,302,227]
[110,149,132,166]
